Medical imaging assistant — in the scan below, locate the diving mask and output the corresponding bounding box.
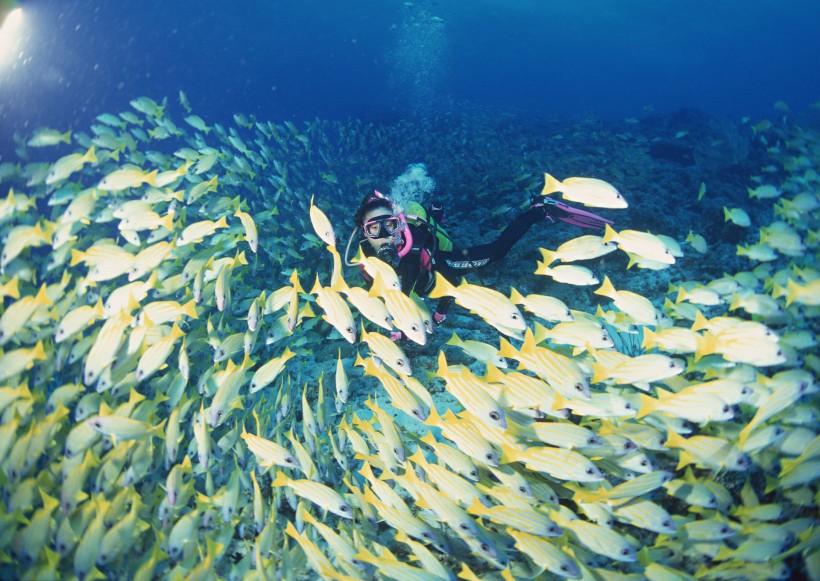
[362,215,402,239]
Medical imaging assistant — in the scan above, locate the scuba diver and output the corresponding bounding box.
[344,189,613,338]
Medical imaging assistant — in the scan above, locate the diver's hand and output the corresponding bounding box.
[433,312,447,326]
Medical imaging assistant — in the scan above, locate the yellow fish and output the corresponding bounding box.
[605,224,674,264]
[429,273,526,336]
[538,236,617,264]
[594,276,660,326]
[541,173,628,209]
[176,215,228,247]
[311,276,356,344]
[272,471,353,519]
[723,206,751,227]
[0,341,47,382]
[46,146,97,185]
[437,352,507,430]
[535,262,599,286]
[241,427,301,471]
[97,166,158,191]
[309,195,336,247]
[233,207,258,253]
[685,230,708,254]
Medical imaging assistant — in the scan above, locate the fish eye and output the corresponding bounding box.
[489,411,500,421]
[480,543,490,552]
[518,486,527,493]
[421,532,432,539]
[669,361,676,368]
[586,467,596,475]
[397,360,404,367]
[640,459,648,467]
[485,453,494,461]
[470,471,479,479]
[574,383,584,392]
[621,548,632,556]
[459,523,470,531]
[722,405,730,413]
[340,504,351,513]
[624,403,633,410]
[561,565,570,572]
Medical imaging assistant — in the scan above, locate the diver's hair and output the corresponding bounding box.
[353,192,394,227]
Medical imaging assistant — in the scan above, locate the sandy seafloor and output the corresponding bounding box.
[0,97,818,579]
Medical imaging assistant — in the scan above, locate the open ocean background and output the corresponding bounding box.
[0,1,819,580]
[2,0,820,148]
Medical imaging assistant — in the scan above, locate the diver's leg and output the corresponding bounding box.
[440,206,544,269]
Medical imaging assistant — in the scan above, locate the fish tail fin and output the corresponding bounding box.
[436,351,449,377]
[664,429,687,449]
[424,406,445,429]
[676,451,695,471]
[591,363,612,385]
[602,223,618,244]
[182,299,198,319]
[541,172,562,196]
[594,275,616,299]
[499,443,523,463]
[636,394,659,419]
[641,327,657,351]
[533,322,553,345]
[690,309,710,332]
[694,332,716,362]
[272,471,289,488]
[144,169,158,187]
[159,211,175,232]
[428,272,455,299]
[538,248,558,265]
[509,287,524,304]
[69,248,86,267]
[483,363,504,384]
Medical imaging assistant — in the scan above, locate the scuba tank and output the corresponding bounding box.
[404,200,453,252]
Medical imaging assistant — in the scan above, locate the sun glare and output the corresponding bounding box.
[0,7,25,68]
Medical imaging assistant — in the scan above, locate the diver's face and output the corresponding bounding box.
[362,207,398,253]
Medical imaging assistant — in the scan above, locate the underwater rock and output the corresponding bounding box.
[649,141,695,165]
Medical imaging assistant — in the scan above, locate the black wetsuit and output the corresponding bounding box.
[360,205,548,317]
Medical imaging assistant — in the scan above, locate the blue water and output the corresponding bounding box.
[2,0,820,157]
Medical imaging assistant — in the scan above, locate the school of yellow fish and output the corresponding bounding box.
[0,94,818,580]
